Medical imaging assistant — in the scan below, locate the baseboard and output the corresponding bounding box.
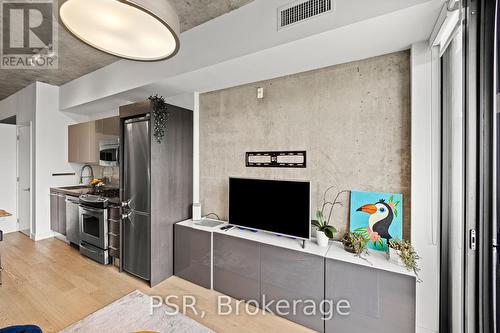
[33,230,55,241]
[2,226,19,234]
[416,325,438,333]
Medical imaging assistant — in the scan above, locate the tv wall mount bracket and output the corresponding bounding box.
[246,151,306,168]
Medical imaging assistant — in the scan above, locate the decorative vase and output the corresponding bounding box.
[316,231,329,247]
[387,248,403,265]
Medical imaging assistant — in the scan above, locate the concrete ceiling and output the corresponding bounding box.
[0,0,253,101]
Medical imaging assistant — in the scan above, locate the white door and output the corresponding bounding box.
[17,124,31,237]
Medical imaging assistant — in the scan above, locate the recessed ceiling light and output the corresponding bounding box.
[60,0,180,61]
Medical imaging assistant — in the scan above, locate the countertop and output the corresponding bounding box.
[177,218,416,278]
[51,186,121,206]
[51,186,90,197]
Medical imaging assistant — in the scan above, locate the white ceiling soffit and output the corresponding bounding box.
[60,0,443,113]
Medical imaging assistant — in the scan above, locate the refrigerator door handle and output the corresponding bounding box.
[121,199,131,208]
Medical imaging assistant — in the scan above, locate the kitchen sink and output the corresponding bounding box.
[58,185,91,190]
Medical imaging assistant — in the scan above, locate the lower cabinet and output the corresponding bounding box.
[176,225,416,333]
[325,259,416,333]
[174,224,211,289]
[50,191,66,235]
[108,206,121,260]
[213,232,261,303]
[260,244,325,332]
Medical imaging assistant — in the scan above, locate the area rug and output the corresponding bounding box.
[59,290,214,333]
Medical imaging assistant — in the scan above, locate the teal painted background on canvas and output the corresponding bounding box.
[349,191,403,251]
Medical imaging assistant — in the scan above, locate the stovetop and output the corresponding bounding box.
[88,188,120,198]
[79,194,109,209]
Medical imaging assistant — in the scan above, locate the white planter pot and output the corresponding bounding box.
[387,248,403,265]
[316,231,329,247]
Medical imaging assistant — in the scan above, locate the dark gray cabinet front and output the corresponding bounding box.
[57,194,66,235]
[50,192,58,232]
[174,224,211,289]
[213,233,260,303]
[325,259,416,333]
[50,192,66,235]
[261,244,325,332]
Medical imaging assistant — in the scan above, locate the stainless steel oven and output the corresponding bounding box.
[79,205,108,249]
[79,194,109,264]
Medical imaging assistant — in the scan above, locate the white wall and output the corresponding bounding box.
[0,84,37,237]
[0,124,18,233]
[0,83,103,240]
[34,83,79,239]
[411,42,440,333]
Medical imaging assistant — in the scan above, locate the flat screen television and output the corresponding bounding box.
[228,177,311,240]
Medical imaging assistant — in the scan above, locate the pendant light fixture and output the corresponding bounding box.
[60,0,180,61]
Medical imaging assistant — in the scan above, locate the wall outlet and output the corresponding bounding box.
[257,87,264,99]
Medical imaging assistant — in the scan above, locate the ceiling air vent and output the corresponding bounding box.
[278,0,333,30]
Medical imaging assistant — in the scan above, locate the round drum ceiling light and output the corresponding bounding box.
[60,0,180,61]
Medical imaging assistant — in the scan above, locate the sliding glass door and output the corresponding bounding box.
[441,25,466,332]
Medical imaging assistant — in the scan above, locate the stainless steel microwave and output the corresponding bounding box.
[99,140,119,167]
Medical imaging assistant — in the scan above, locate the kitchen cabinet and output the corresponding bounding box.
[108,206,121,260]
[50,191,66,235]
[68,116,119,163]
[174,224,211,289]
[68,121,97,163]
[213,232,261,303]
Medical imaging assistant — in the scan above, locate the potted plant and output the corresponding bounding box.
[312,211,337,247]
[388,239,422,281]
[341,232,369,256]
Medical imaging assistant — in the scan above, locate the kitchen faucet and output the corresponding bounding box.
[79,164,94,185]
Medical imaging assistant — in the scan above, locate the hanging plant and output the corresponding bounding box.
[149,94,170,144]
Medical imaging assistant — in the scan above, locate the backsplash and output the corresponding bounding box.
[70,163,120,186]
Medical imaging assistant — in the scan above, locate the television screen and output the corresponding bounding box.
[229,178,311,240]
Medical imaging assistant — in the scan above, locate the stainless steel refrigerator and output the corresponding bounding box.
[122,115,151,281]
[119,101,193,286]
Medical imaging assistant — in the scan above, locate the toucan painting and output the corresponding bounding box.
[349,191,403,251]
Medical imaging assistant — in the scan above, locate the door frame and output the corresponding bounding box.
[16,122,33,239]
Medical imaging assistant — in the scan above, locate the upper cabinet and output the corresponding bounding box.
[68,116,119,163]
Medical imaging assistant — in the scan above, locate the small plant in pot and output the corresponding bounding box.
[388,239,422,281]
[341,232,369,256]
[312,211,337,247]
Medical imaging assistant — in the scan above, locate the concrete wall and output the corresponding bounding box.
[200,51,411,237]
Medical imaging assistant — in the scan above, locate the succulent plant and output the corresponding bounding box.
[341,232,369,256]
[389,239,422,281]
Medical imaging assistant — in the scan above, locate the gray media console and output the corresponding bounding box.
[174,221,416,333]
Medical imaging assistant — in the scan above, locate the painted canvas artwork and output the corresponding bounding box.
[349,191,403,251]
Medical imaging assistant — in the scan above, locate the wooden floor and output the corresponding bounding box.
[0,232,314,333]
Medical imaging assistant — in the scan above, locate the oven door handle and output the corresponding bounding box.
[80,243,99,254]
[79,205,105,214]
